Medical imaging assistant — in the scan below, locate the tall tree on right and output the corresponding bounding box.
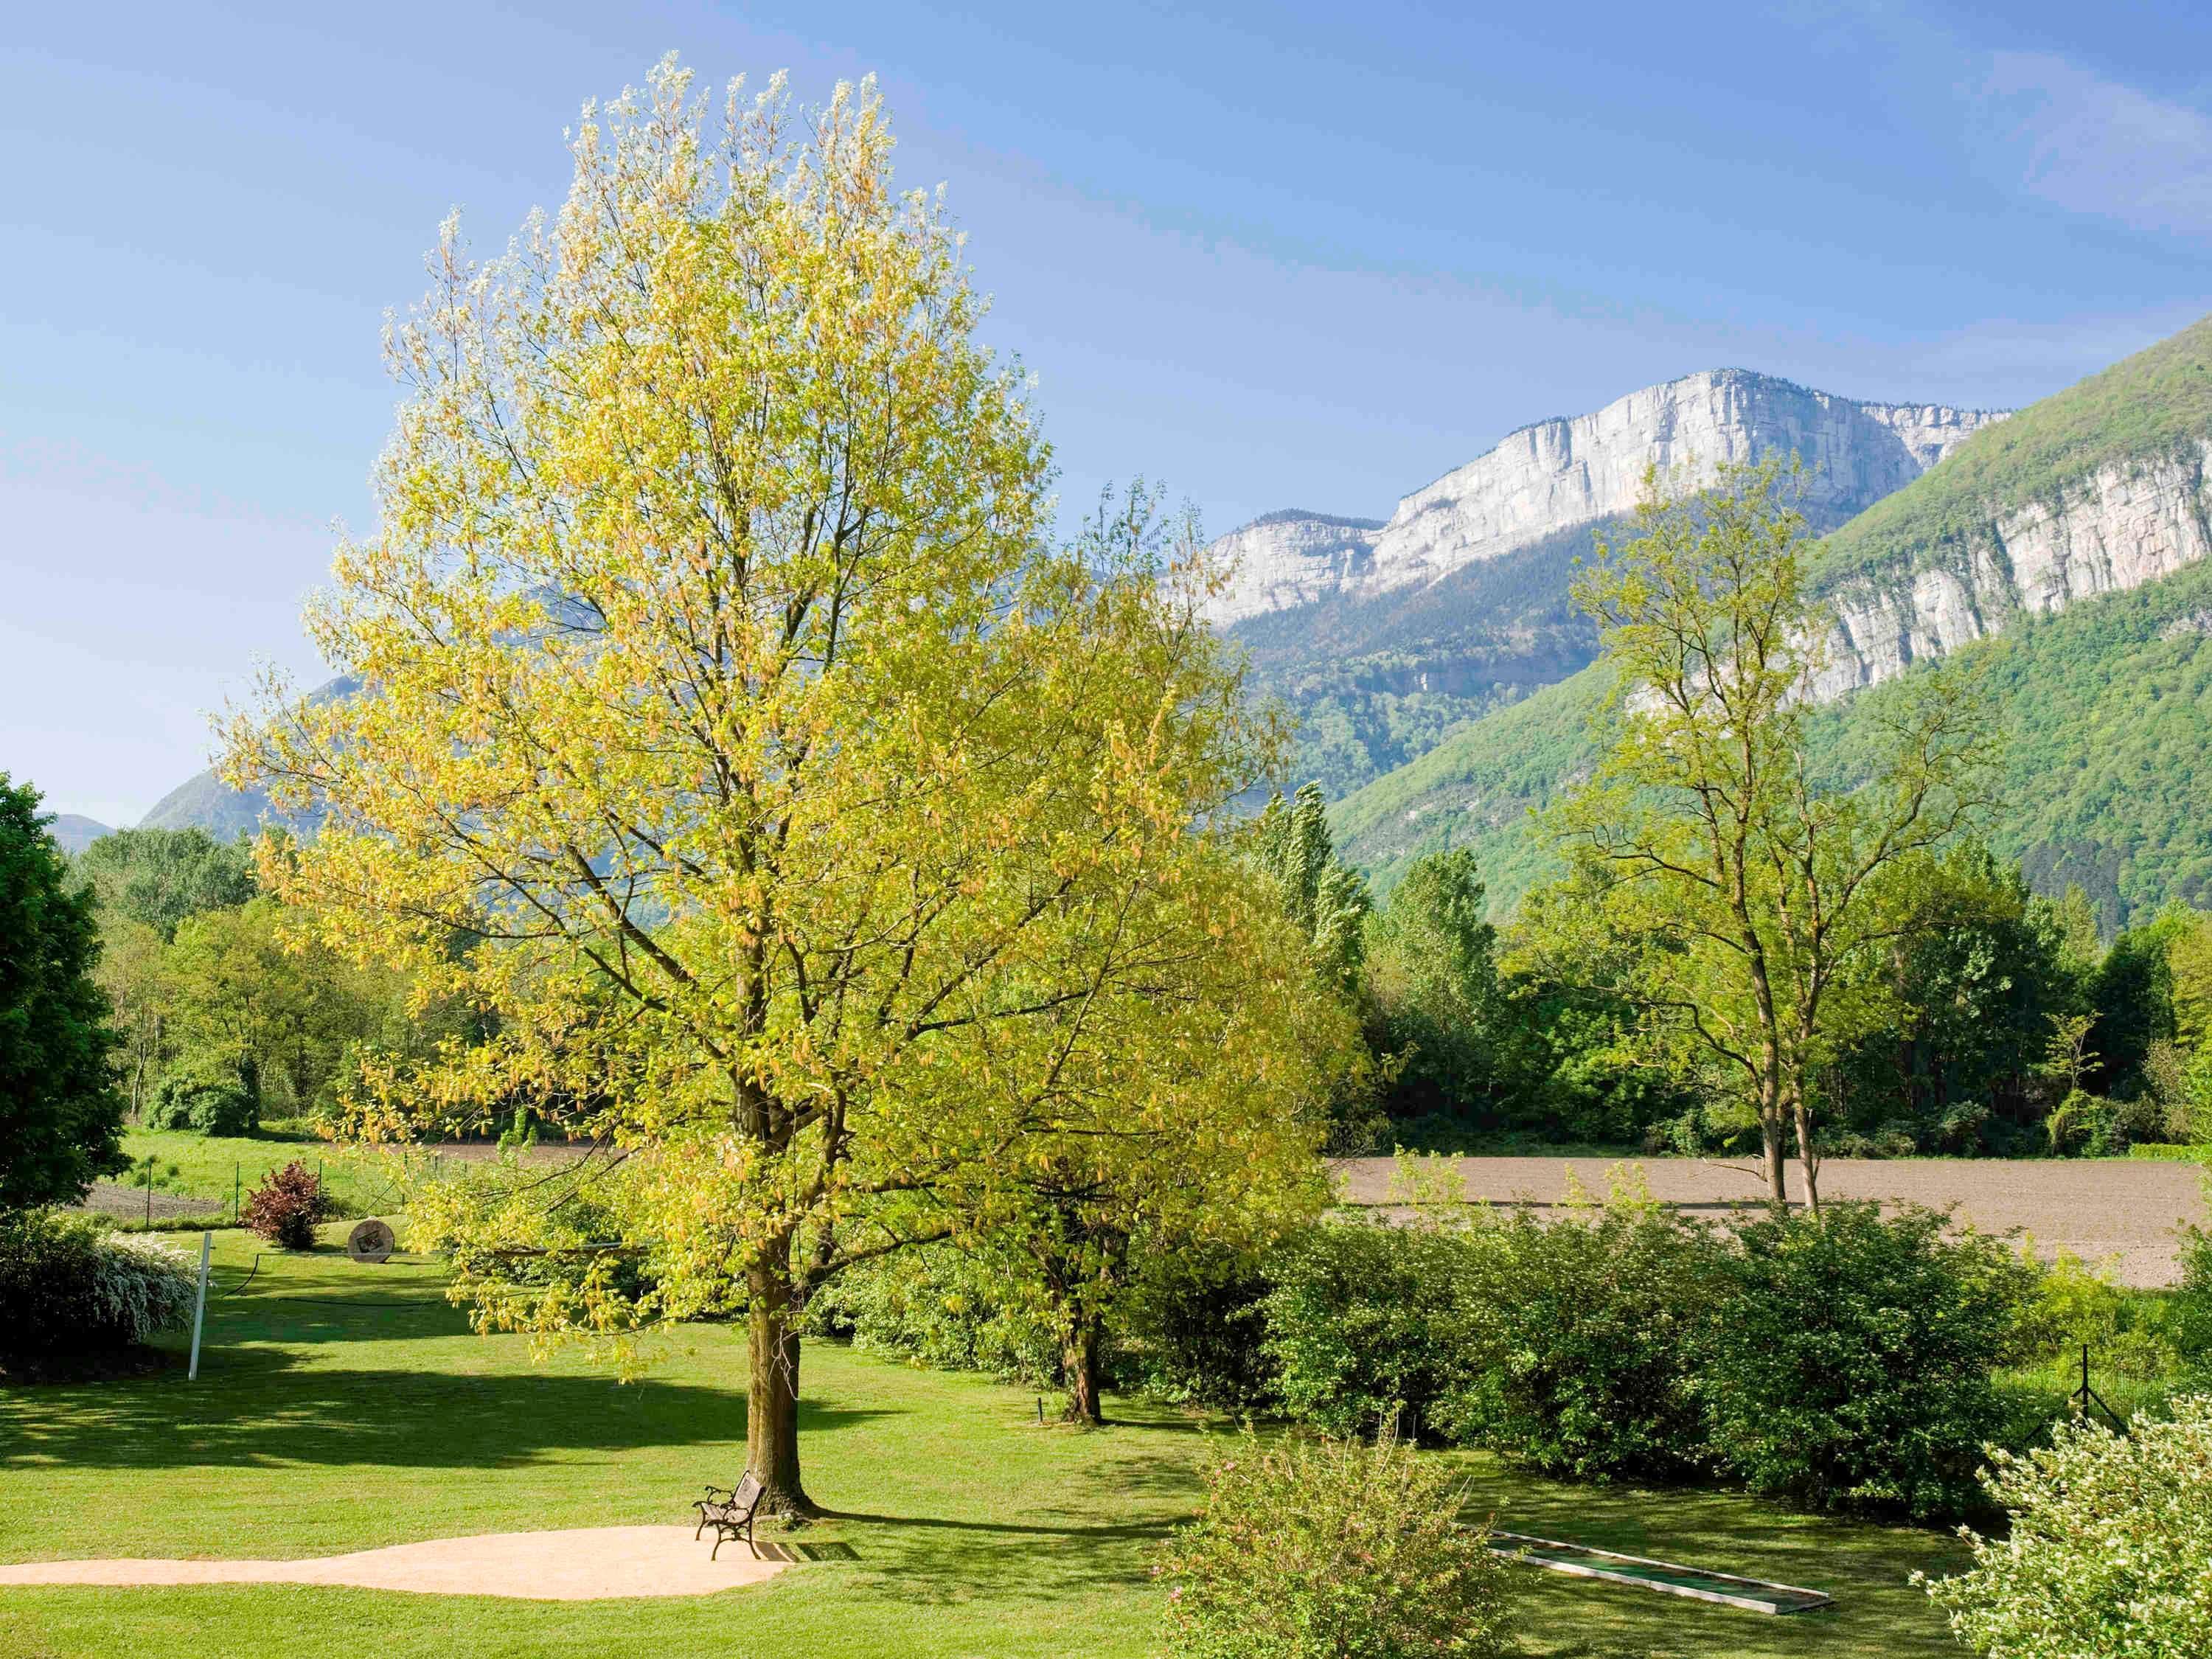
[1536,459,1992,1207]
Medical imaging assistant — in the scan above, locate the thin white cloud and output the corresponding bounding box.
[1986,51,2212,237]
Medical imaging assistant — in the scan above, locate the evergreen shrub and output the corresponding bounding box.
[1118,1239,1277,1411]
[1261,1221,1474,1438]
[1436,1197,1713,1480]
[1699,1202,2039,1517]
[808,1242,1058,1386]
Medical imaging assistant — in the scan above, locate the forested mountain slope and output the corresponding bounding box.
[1330,315,2212,926]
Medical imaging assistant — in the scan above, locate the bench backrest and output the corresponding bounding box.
[731,1471,765,1513]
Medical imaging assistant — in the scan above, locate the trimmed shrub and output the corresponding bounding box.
[2173,1222,2212,1370]
[1437,1199,1714,1481]
[243,1160,327,1249]
[1700,1202,2039,1517]
[1262,1221,1475,1438]
[807,1242,1058,1386]
[1919,1394,2212,1658]
[1117,1239,1277,1411]
[1155,1428,1514,1659]
[145,1068,259,1136]
[0,1210,198,1355]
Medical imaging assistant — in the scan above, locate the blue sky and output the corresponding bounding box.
[7,1,2212,824]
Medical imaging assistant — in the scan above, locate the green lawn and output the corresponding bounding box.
[0,1227,1972,1658]
[111,1125,467,1223]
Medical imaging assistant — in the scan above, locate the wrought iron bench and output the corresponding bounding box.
[692,1470,765,1560]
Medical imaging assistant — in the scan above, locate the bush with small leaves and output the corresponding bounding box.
[1117,1238,1277,1411]
[1437,1194,1715,1481]
[1261,1220,1475,1439]
[805,1242,1059,1386]
[1155,1428,1514,1659]
[1919,1394,2212,1659]
[242,1160,327,1249]
[1700,1201,2039,1517]
[0,1210,198,1356]
[145,1068,260,1136]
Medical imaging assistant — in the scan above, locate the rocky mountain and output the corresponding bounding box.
[1213,369,2007,794]
[1329,314,2212,928]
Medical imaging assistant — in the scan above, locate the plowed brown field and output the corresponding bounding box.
[1335,1155,2208,1286]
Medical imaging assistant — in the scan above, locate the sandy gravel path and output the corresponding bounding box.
[0,1526,789,1601]
[1334,1156,2208,1287]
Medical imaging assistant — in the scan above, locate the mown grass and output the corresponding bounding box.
[0,1226,1974,1658]
[111,1125,474,1223]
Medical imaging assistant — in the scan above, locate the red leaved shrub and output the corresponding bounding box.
[243,1161,327,1249]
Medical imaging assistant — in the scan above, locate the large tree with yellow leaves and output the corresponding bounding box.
[226,61,1348,1510]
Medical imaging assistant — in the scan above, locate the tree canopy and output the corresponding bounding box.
[72,827,256,942]
[1534,460,1992,1203]
[0,776,127,1211]
[227,61,1343,1508]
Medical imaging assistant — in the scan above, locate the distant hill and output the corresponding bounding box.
[1211,368,2006,796]
[46,814,114,855]
[137,675,356,842]
[1329,315,2212,930]
[138,768,286,843]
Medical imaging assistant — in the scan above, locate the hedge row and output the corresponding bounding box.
[826,1196,2154,1520]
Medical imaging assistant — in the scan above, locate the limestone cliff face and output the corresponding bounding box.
[1201,510,1382,624]
[1205,369,2004,625]
[1809,440,2212,699]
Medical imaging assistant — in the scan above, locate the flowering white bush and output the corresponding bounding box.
[0,1211,198,1353]
[1919,1394,2212,1658]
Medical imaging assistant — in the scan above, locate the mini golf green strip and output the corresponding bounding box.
[1486,1531,1834,1615]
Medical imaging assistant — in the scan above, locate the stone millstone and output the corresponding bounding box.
[347,1218,397,1264]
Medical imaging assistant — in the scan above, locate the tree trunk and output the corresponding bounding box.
[1792,1095,1823,1219]
[1760,1106,1789,1206]
[745,1254,814,1516]
[1061,1319,1103,1426]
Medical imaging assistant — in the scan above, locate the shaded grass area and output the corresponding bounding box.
[1,1228,1970,1658]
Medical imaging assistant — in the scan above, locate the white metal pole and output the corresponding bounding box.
[187,1231,211,1381]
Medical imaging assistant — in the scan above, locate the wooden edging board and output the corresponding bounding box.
[1485,1530,1834,1615]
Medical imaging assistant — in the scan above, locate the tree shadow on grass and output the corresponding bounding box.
[807,1506,1175,1607]
[800,1425,1206,1607]
[1451,1463,1971,1658]
[0,1354,886,1474]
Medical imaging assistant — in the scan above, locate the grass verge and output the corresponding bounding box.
[1,1226,1974,1658]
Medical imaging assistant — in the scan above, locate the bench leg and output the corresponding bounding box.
[710,1528,723,1562]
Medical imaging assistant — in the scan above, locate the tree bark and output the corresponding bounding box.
[745,1254,814,1515]
[1061,1320,1103,1426]
[1761,1104,1789,1206]
[1792,1094,1823,1219]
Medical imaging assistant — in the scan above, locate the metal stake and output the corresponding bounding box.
[187,1231,211,1381]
